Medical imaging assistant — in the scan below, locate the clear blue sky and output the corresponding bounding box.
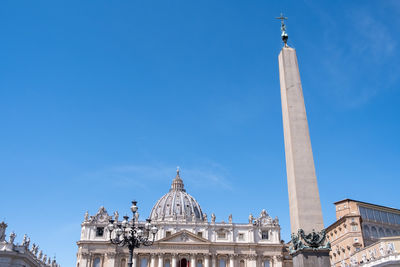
[1,1,399,266]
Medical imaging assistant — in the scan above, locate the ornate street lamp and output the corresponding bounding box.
[108,201,158,267]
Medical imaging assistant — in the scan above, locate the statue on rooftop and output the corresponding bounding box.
[0,221,7,242]
[25,237,31,248]
[22,234,27,246]
[135,211,139,221]
[114,211,119,221]
[248,214,254,224]
[9,231,16,244]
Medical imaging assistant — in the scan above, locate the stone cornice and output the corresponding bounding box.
[77,240,283,248]
[326,214,361,232]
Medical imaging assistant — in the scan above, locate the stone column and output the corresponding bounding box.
[256,256,261,267]
[132,254,138,267]
[229,255,235,267]
[247,255,256,267]
[212,254,217,267]
[272,256,282,267]
[79,253,90,267]
[158,254,164,267]
[172,254,177,267]
[106,252,116,267]
[191,254,196,267]
[204,254,210,267]
[151,255,157,267]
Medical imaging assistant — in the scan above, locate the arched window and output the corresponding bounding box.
[141,258,148,267]
[263,260,270,267]
[93,258,101,267]
[165,259,171,267]
[180,258,187,267]
[371,226,378,238]
[197,260,203,267]
[121,259,126,267]
[363,225,370,238]
[385,229,392,237]
[240,260,245,267]
[379,228,385,237]
[219,259,226,267]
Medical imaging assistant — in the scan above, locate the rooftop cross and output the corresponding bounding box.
[275,13,288,47]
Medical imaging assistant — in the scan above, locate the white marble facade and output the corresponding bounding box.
[76,170,288,267]
[0,221,60,267]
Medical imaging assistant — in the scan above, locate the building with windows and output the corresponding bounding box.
[0,221,60,267]
[76,170,292,267]
[326,199,400,266]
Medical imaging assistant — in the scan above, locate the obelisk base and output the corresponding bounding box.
[292,249,331,267]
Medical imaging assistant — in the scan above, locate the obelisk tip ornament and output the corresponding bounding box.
[277,15,331,266]
[275,13,288,47]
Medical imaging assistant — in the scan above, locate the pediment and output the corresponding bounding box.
[158,230,209,243]
[88,206,111,224]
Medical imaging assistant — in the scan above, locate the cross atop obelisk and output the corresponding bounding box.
[275,13,288,47]
[277,16,331,266]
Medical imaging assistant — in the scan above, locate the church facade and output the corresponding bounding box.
[76,170,292,267]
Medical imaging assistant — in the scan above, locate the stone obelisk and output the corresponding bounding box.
[277,15,330,267]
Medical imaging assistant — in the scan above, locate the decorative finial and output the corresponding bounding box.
[176,166,180,176]
[276,13,288,47]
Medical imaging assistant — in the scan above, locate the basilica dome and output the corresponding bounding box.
[150,169,204,222]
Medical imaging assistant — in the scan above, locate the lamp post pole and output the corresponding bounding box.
[108,201,158,267]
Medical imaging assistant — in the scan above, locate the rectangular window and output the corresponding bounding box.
[389,213,396,224]
[238,233,244,241]
[217,232,226,239]
[96,227,104,237]
[166,231,171,237]
[197,232,203,238]
[373,209,381,222]
[352,225,358,231]
[219,259,226,267]
[263,261,270,267]
[359,207,367,219]
[380,211,389,224]
[367,208,375,221]
[262,231,269,240]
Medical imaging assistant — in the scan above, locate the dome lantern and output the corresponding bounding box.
[170,167,185,192]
